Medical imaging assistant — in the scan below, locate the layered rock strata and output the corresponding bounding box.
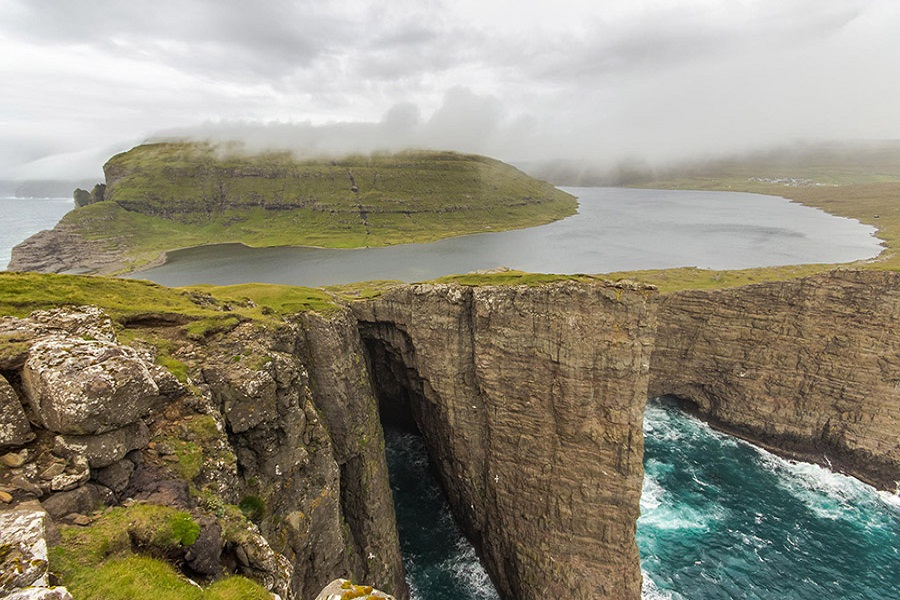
[649,269,900,490]
[353,281,658,600]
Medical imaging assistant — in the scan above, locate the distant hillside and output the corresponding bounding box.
[524,140,900,187]
[0,179,98,198]
[10,142,576,275]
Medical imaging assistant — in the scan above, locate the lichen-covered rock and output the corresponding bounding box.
[2,587,75,600]
[233,528,294,599]
[54,420,150,468]
[0,503,51,594]
[26,306,117,344]
[49,455,90,492]
[315,579,394,600]
[21,337,167,435]
[0,375,33,448]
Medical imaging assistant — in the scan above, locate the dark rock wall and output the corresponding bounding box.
[196,314,407,600]
[353,281,658,600]
[649,269,900,490]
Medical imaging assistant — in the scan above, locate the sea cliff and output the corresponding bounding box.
[353,280,656,600]
[1,268,898,599]
[649,268,900,490]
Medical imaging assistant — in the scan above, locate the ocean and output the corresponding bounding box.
[384,401,900,600]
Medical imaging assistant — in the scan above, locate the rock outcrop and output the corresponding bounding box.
[0,304,407,600]
[196,317,406,600]
[353,281,658,600]
[649,269,900,490]
[7,223,125,274]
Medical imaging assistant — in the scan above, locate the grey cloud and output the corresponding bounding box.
[2,0,898,180]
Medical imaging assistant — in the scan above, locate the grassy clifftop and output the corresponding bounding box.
[54,143,575,273]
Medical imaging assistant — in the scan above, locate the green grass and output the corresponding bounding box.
[0,272,340,322]
[50,504,273,599]
[62,142,577,273]
[51,504,197,573]
[59,555,271,600]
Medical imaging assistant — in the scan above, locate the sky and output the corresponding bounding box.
[1,0,899,180]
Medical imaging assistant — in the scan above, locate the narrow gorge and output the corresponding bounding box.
[1,269,898,599]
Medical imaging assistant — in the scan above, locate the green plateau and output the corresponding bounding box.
[65,142,576,273]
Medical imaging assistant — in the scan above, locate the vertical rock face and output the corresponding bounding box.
[299,313,408,600]
[649,269,900,490]
[353,281,658,600]
[196,315,406,600]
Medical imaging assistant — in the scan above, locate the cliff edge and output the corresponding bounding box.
[353,280,658,600]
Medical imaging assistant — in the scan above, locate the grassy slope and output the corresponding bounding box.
[62,143,576,272]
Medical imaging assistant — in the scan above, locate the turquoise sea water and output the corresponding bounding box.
[639,398,900,600]
[384,402,900,599]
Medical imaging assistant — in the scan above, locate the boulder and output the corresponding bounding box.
[92,458,135,495]
[41,483,109,520]
[54,421,150,468]
[0,503,51,594]
[21,337,164,435]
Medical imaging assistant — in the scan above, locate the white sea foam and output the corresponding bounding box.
[440,541,499,599]
[641,474,664,511]
[752,444,900,524]
[641,568,685,600]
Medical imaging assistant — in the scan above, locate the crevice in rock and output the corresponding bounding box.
[360,321,497,598]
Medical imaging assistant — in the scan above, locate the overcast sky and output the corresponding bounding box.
[1,0,898,180]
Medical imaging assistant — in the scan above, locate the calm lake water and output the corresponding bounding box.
[137,187,882,286]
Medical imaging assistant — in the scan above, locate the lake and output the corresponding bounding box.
[136,187,882,286]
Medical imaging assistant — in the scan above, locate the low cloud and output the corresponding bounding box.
[2,0,899,179]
